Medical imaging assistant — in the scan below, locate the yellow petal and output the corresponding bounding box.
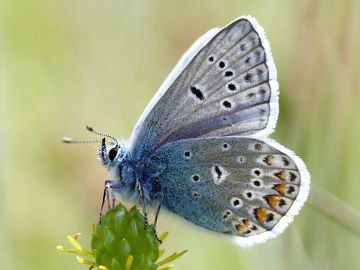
[125,255,133,270]
[158,265,174,270]
[159,232,169,242]
[156,250,188,266]
[76,256,96,266]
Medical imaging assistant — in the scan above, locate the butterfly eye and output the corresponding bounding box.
[108,146,120,161]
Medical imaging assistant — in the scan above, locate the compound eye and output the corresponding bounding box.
[108,146,120,161]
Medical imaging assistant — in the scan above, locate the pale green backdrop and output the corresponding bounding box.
[2,0,360,269]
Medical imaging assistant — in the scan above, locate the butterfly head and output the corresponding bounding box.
[99,137,124,168]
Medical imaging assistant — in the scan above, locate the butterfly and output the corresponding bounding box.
[65,15,310,247]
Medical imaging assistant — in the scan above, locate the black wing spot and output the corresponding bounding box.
[240,44,246,51]
[190,86,204,100]
[289,172,297,182]
[246,192,252,198]
[282,157,290,166]
[257,68,264,75]
[245,57,251,65]
[232,199,240,206]
[192,175,200,181]
[279,199,286,206]
[208,56,214,62]
[244,73,253,82]
[288,185,296,194]
[227,83,236,91]
[214,165,223,179]
[254,143,262,151]
[222,100,232,108]
[259,88,267,95]
[247,92,256,99]
[253,180,261,186]
[184,151,192,159]
[253,169,261,176]
[266,213,274,222]
[224,71,233,77]
[219,61,225,68]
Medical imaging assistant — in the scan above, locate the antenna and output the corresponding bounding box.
[86,125,119,146]
[62,137,102,144]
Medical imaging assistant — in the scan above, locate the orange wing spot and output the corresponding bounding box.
[264,195,279,208]
[274,171,287,180]
[254,207,267,223]
[273,184,286,195]
[242,219,250,225]
[235,224,246,232]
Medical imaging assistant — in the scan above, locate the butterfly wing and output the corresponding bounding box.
[148,137,310,247]
[129,16,278,159]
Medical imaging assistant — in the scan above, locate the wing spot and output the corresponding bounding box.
[230,197,243,209]
[264,195,279,208]
[274,171,287,180]
[289,172,297,182]
[224,71,233,77]
[287,185,296,194]
[190,86,204,100]
[222,210,232,220]
[251,225,258,230]
[242,219,250,225]
[257,68,264,75]
[227,83,236,91]
[245,57,251,65]
[237,156,246,163]
[254,143,262,151]
[252,169,262,177]
[273,184,286,195]
[282,157,290,166]
[259,88,267,95]
[235,224,246,232]
[208,56,214,62]
[222,100,232,108]
[266,213,274,222]
[219,61,225,68]
[279,199,286,207]
[240,44,246,51]
[260,109,267,116]
[247,92,256,100]
[253,180,261,187]
[222,143,230,150]
[183,151,192,159]
[244,73,253,82]
[254,207,267,223]
[246,192,253,198]
[212,165,229,185]
[263,155,275,166]
[191,174,200,181]
[192,192,201,198]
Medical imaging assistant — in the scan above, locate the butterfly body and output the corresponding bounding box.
[96,16,310,247]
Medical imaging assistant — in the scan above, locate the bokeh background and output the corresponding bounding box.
[2,0,360,269]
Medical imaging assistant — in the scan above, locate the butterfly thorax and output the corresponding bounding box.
[105,146,158,206]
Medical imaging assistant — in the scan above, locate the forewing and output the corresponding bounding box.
[130,16,278,159]
[148,137,310,247]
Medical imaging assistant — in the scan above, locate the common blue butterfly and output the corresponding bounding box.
[65,16,310,247]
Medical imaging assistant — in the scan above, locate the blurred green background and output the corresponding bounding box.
[2,0,360,269]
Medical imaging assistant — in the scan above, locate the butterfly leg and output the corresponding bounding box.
[136,179,149,228]
[153,194,163,243]
[99,180,121,223]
